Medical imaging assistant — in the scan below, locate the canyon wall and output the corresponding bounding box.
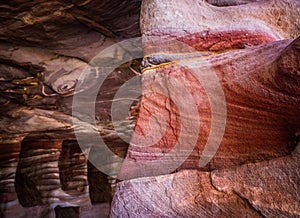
[0,0,299,217]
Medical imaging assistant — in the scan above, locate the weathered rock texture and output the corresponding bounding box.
[0,0,142,217]
[114,0,299,216]
[58,140,88,194]
[112,143,300,217]
[141,0,300,54]
[0,0,141,58]
[15,139,64,207]
[0,0,299,217]
[120,38,300,179]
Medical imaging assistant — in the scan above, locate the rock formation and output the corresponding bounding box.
[118,0,300,216]
[0,0,299,217]
[120,37,300,179]
[112,142,300,217]
[0,0,141,217]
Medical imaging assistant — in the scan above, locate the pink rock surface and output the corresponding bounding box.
[111,143,300,217]
[141,0,300,54]
[120,38,300,179]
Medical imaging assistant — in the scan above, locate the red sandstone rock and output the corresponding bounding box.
[0,0,299,217]
[120,38,300,179]
[141,0,300,54]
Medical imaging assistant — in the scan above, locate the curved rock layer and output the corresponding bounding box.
[59,140,88,194]
[1,137,114,217]
[0,0,299,217]
[0,0,142,65]
[112,143,300,217]
[0,136,23,204]
[120,38,300,179]
[141,0,300,54]
[0,0,141,216]
[0,0,141,45]
[15,139,63,207]
[0,50,137,216]
[115,0,299,216]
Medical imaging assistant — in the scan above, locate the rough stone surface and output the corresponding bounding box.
[0,0,141,46]
[59,140,88,193]
[0,0,142,216]
[120,38,300,179]
[111,143,300,218]
[0,0,299,217]
[212,144,300,217]
[141,0,300,54]
[0,137,111,217]
[112,170,262,218]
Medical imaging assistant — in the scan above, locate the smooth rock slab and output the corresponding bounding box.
[212,143,300,217]
[111,170,262,217]
[111,144,300,217]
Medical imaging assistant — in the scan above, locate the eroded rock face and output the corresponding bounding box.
[0,1,141,215]
[113,0,299,216]
[15,139,63,207]
[1,136,114,217]
[141,0,300,54]
[0,0,143,215]
[120,38,300,179]
[111,143,300,217]
[58,140,88,193]
[0,0,299,217]
[0,0,141,47]
[0,136,23,204]
[112,170,262,217]
[212,144,300,217]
